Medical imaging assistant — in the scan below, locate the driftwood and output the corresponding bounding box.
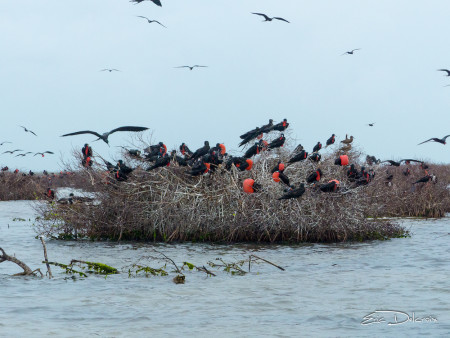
[0,247,34,276]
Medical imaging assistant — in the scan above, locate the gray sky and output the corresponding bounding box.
[1,0,449,172]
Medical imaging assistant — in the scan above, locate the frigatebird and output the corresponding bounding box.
[312,142,322,153]
[271,119,289,132]
[100,69,120,72]
[136,16,166,27]
[268,134,285,149]
[437,69,450,76]
[418,135,450,145]
[191,141,210,159]
[61,126,149,145]
[20,126,37,136]
[381,159,423,167]
[15,152,32,157]
[34,151,54,157]
[325,134,335,147]
[367,122,375,127]
[252,13,290,23]
[342,49,361,55]
[175,65,207,70]
[2,149,23,154]
[130,0,162,6]
[278,184,305,200]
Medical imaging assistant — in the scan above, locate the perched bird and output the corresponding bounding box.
[306,169,322,184]
[34,151,54,157]
[325,134,335,147]
[130,0,162,6]
[260,119,274,134]
[320,180,340,192]
[312,142,322,153]
[175,65,207,70]
[278,184,305,200]
[252,13,290,23]
[381,159,423,167]
[176,143,192,158]
[191,141,210,159]
[340,134,354,144]
[437,69,450,76]
[342,49,360,55]
[244,142,261,158]
[268,134,285,149]
[240,126,261,140]
[271,119,289,132]
[147,154,170,171]
[136,16,166,27]
[61,126,148,145]
[413,174,436,184]
[20,126,37,136]
[170,150,188,166]
[366,155,380,165]
[418,135,450,145]
[367,123,375,127]
[273,171,290,186]
[0,141,11,146]
[187,162,210,176]
[309,153,321,162]
[100,69,120,72]
[287,150,308,165]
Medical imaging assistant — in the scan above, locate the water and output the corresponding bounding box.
[1,201,449,337]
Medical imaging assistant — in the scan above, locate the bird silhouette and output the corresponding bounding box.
[367,122,375,127]
[418,135,450,145]
[175,65,207,70]
[342,49,361,55]
[437,69,450,76]
[34,151,54,157]
[2,149,23,154]
[136,16,166,27]
[325,134,335,147]
[61,126,148,145]
[0,141,11,146]
[130,0,162,6]
[100,69,120,72]
[20,126,37,136]
[15,152,32,157]
[271,119,289,132]
[252,13,290,23]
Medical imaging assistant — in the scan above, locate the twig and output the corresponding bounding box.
[249,255,285,271]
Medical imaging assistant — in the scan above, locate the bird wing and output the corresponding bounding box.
[61,130,103,138]
[33,153,42,156]
[417,138,434,145]
[100,69,110,72]
[29,130,37,136]
[153,20,167,28]
[44,151,54,154]
[108,126,149,135]
[437,69,450,75]
[442,135,450,141]
[111,69,121,72]
[151,0,162,6]
[136,15,149,20]
[351,48,361,52]
[252,13,270,20]
[175,66,190,68]
[273,17,290,23]
[400,159,423,163]
[193,65,207,68]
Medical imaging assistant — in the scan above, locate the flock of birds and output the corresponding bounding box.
[26,116,438,201]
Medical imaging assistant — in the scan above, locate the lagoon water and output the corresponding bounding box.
[0,201,449,337]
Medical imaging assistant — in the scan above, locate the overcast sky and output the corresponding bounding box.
[1,0,449,172]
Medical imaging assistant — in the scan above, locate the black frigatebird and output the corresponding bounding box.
[418,135,450,145]
[20,126,37,136]
[136,16,166,27]
[61,126,148,145]
[252,13,290,23]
